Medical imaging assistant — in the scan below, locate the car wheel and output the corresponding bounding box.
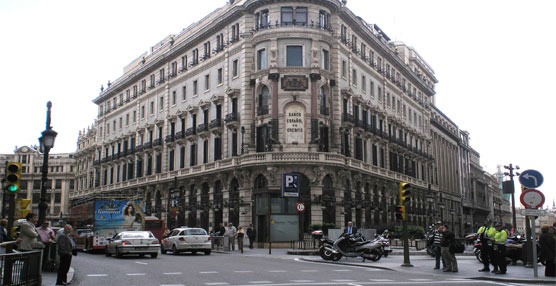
[192,250,197,255]
[116,247,123,258]
[204,250,211,255]
[172,245,179,255]
[161,245,167,254]
[151,253,158,258]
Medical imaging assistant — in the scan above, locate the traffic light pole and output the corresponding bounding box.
[401,219,412,267]
[7,193,16,252]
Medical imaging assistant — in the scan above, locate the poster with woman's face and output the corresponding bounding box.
[94,200,146,240]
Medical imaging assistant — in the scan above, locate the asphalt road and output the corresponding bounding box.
[69,250,532,286]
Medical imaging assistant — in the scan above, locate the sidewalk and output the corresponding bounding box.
[219,247,556,284]
[41,267,74,286]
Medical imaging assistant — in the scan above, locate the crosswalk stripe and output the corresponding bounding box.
[87,274,108,277]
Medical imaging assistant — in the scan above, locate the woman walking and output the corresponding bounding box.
[237,226,245,253]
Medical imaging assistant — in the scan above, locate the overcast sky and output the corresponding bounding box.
[1,0,554,208]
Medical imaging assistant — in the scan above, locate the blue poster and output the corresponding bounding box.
[93,200,145,244]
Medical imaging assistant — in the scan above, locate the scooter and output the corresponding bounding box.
[376,234,392,257]
[312,230,383,262]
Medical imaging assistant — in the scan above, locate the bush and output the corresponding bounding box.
[392,225,425,239]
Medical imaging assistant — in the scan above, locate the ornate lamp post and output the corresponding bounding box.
[38,102,58,224]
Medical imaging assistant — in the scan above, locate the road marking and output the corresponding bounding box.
[234,270,253,273]
[369,279,393,282]
[160,284,185,286]
[248,282,273,284]
[333,269,352,272]
[365,268,382,271]
[300,270,319,272]
[135,261,148,265]
[332,279,356,282]
[269,270,286,272]
[163,272,183,275]
[290,280,315,283]
[447,278,468,281]
[200,271,219,274]
[87,274,108,277]
[127,273,146,276]
[409,279,433,281]
[205,283,229,286]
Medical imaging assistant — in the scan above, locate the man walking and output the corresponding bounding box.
[225,223,237,251]
[56,224,75,285]
[440,225,458,272]
[493,222,508,274]
[477,220,496,272]
[246,224,256,249]
[432,225,444,270]
[18,213,41,251]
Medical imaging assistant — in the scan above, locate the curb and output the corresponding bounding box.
[469,276,556,284]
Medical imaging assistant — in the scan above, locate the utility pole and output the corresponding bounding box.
[503,164,519,232]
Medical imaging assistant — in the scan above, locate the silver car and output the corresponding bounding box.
[161,228,211,255]
[105,231,160,258]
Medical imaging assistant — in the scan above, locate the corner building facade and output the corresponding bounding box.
[74,0,442,241]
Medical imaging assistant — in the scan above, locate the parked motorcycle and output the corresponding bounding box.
[376,234,392,257]
[472,233,545,266]
[312,230,383,262]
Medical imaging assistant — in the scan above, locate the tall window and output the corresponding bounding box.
[319,10,328,29]
[281,7,293,26]
[205,74,210,90]
[232,59,238,77]
[257,49,266,70]
[322,49,329,70]
[217,68,223,84]
[171,61,177,76]
[193,80,198,96]
[286,46,303,66]
[192,49,199,65]
[181,55,188,71]
[352,69,357,86]
[182,86,187,101]
[258,85,269,115]
[256,9,269,29]
[203,41,211,58]
[295,7,307,26]
[342,60,347,78]
[341,25,347,42]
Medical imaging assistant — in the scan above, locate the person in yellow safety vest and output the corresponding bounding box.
[477,220,497,272]
[493,222,508,275]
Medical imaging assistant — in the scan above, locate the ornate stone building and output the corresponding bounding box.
[0,146,75,225]
[72,0,486,240]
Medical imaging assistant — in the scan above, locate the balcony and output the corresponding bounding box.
[165,135,175,143]
[224,112,239,128]
[185,127,196,137]
[257,105,269,116]
[153,138,162,147]
[135,145,143,153]
[342,113,354,125]
[209,119,222,130]
[143,142,153,150]
[175,131,185,140]
[253,21,334,35]
[197,123,209,136]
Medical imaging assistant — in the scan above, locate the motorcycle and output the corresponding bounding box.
[376,234,392,257]
[472,233,546,266]
[312,230,383,262]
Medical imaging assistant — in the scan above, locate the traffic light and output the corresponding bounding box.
[395,205,406,221]
[5,162,22,193]
[15,198,32,219]
[399,182,411,205]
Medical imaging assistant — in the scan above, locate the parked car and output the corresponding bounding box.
[161,228,211,255]
[74,228,94,251]
[105,231,160,258]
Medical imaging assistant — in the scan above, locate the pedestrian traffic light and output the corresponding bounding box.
[395,205,406,221]
[399,182,411,205]
[5,162,22,193]
[15,198,32,219]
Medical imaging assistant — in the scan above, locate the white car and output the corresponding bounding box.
[105,231,160,258]
[161,228,211,255]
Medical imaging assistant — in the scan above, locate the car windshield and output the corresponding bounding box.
[184,229,207,235]
[122,232,153,239]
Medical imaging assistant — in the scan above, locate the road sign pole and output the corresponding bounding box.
[525,216,533,268]
[401,219,412,267]
[531,217,538,277]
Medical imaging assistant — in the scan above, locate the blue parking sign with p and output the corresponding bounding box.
[282,173,300,197]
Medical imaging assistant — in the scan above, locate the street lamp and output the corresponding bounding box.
[38,101,57,224]
[240,126,245,154]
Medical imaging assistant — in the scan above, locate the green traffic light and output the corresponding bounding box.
[7,185,18,192]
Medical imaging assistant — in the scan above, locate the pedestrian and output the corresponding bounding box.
[17,213,41,251]
[247,224,256,249]
[0,218,21,254]
[440,225,458,272]
[477,220,496,272]
[56,224,76,285]
[492,222,508,274]
[37,219,56,269]
[432,225,444,270]
[237,226,245,253]
[217,223,226,249]
[225,223,237,251]
[539,224,555,277]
